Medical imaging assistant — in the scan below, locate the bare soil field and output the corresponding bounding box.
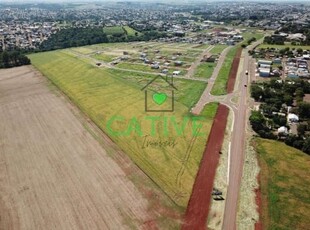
[0,66,167,230]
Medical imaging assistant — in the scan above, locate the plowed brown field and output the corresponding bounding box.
[0,66,155,230]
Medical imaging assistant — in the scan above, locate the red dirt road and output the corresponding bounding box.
[227,48,242,93]
[255,175,263,230]
[182,104,229,230]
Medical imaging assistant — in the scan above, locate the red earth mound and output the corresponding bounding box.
[227,48,242,93]
[182,104,229,230]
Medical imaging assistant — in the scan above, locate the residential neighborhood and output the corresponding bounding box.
[0,1,309,230]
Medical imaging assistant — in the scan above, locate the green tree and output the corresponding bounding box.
[250,110,266,133]
[295,87,304,98]
[297,48,303,54]
[298,102,310,119]
[251,84,264,101]
[302,137,310,154]
[297,124,307,136]
[283,94,293,106]
[2,51,10,68]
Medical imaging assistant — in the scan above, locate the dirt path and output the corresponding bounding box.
[185,45,214,78]
[181,104,229,230]
[0,66,156,230]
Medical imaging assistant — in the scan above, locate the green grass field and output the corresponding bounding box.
[242,32,264,43]
[255,138,310,230]
[107,68,207,108]
[194,62,215,79]
[29,50,216,208]
[211,46,238,95]
[117,62,160,73]
[192,44,210,49]
[210,45,228,54]
[71,47,95,55]
[91,53,117,62]
[123,25,141,36]
[103,26,125,36]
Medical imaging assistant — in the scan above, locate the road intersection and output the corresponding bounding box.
[192,39,263,230]
[68,39,262,229]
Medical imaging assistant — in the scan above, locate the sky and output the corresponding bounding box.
[1,0,309,5]
[1,0,308,2]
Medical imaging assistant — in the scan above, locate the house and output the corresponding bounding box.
[259,68,270,77]
[273,58,282,64]
[141,52,147,58]
[258,60,273,66]
[144,59,151,64]
[173,71,181,76]
[226,40,235,46]
[260,64,271,69]
[287,71,299,78]
[162,69,169,74]
[174,61,183,66]
[202,54,217,62]
[163,62,170,66]
[287,33,306,42]
[288,113,299,123]
[303,54,310,60]
[278,126,288,135]
[232,35,243,41]
[111,60,119,65]
[151,64,160,69]
[297,68,310,78]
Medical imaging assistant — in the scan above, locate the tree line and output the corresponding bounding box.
[264,24,310,45]
[40,27,109,51]
[39,27,168,51]
[0,50,31,69]
[250,79,310,154]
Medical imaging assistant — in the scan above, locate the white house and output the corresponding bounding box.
[173,71,181,76]
[288,113,299,123]
[278,126,288,135]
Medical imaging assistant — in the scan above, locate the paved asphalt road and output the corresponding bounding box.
[192,38,263,229]
[222,39,263,230]
[222,47,249,230]
[192,45,233,114]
